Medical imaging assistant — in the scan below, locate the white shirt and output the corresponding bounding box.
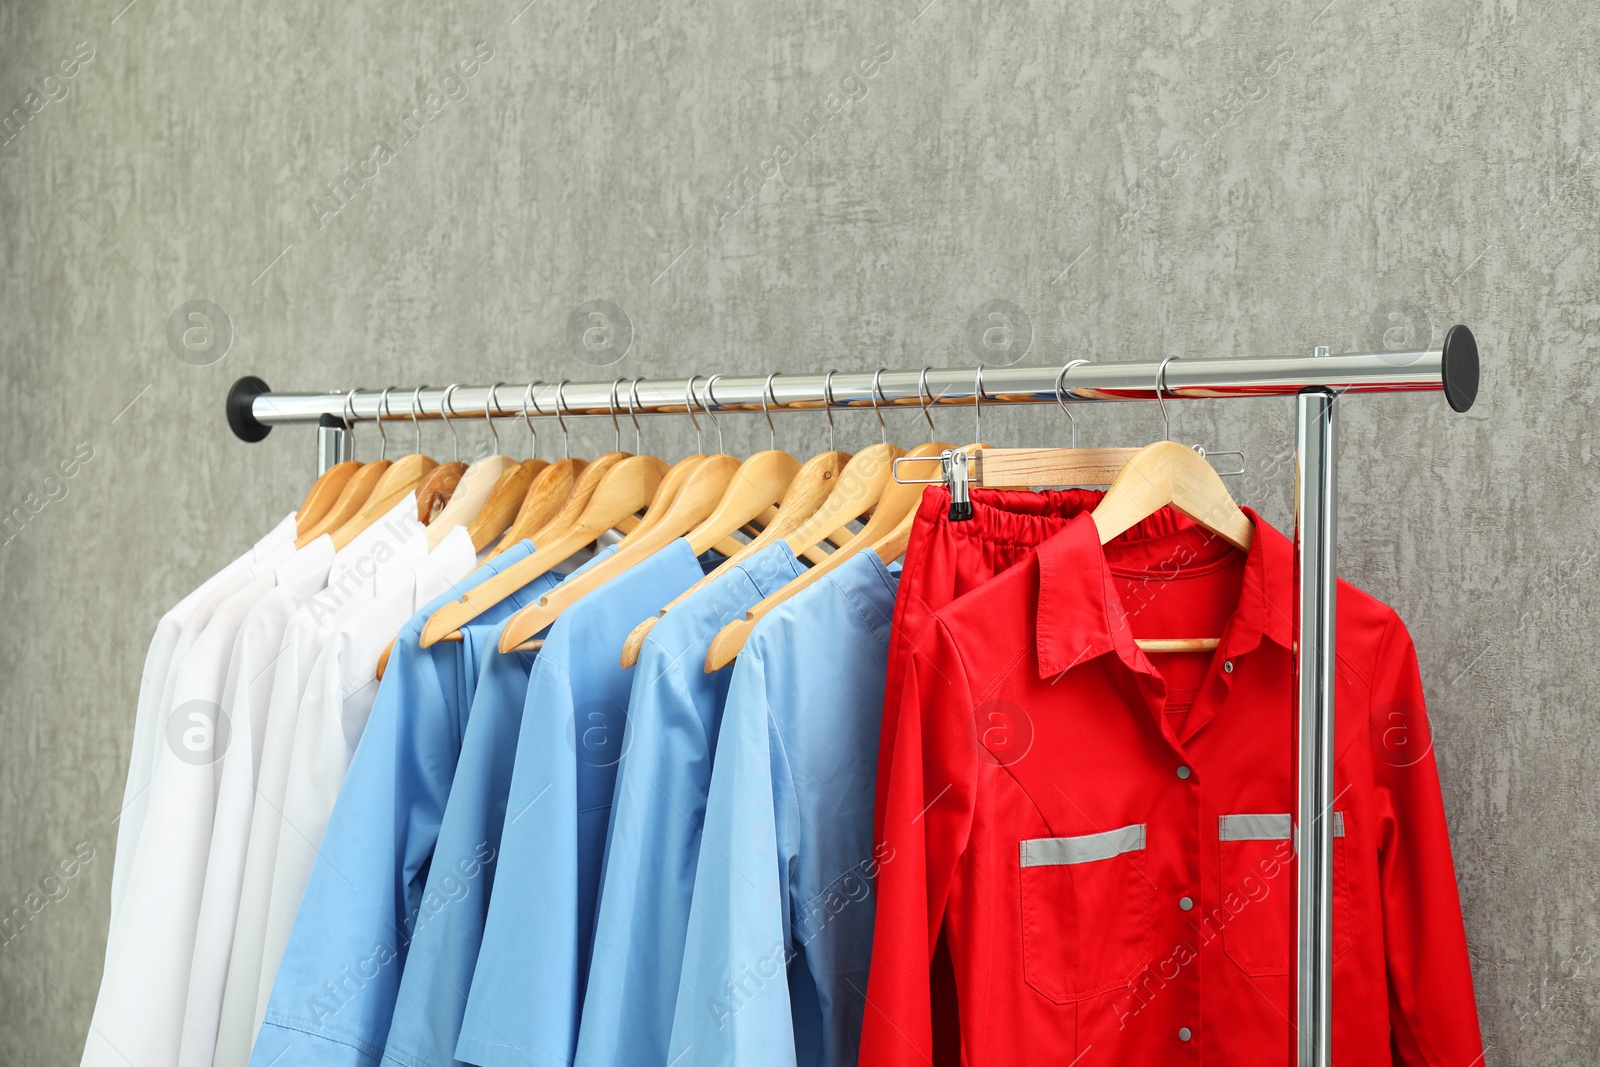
[83,539,295,1067]
[250,524,476,1037]
[108,515,295,937]
[176,537,336,1067]
[211,496,428,1067]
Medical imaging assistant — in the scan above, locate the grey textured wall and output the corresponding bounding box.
[1,0,1594,1062]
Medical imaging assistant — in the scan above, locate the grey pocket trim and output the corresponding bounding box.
[1020,824,1146,867]
[1218,812,1345,841]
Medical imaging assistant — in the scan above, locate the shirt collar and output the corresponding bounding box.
[1035,507,1293,680]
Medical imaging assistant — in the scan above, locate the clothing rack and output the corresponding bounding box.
[224,323,1481,1067]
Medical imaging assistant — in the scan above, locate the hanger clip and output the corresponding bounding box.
[945,448,973,521]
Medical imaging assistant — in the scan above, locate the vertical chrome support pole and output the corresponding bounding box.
[316,414,353,475]
[1294,380,1338,1067]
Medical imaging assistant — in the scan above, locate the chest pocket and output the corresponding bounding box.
[1019,824,1155,1003]
[1218,812,1352,977]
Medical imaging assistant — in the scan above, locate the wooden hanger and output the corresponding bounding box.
[486,384,591,558]
[1088,440,1251,652]
[374,460,546,679]
[298,390,386,545]
[869,436,1135,562]
[416,385,515,546]
[426,455,518,547]
[420,454,667,648]
[416,462,467,523]
[512,380,653,551]
[374,457,550,675]
[683,449,797,548]
[1091,358,1251,552]
[328,455,436,550]
[969,446,1142,489]
[703,440,915,671]
[488,457,586,557]
[295,461,388,547]
[1092,439,1252,551]
[409,452,629,655]
[320,386,443,549]
[499,453,742,651]
[517,450,631,549]
[619,454,706,538]
[469,459,549,552]
[295,461,361,539]
[621,448,850,667]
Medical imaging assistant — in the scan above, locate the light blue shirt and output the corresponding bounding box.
[667,551,899,1067]
[457,539,711,1067]
[375,618,535,1067]
[380,546,620,1067]
[575,543,806,1067]
[250,543,561,1067]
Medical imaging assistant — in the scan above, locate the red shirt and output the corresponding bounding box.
[862,509,1483,1066]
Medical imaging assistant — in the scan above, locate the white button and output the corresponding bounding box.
[1178,1027,1192,1041]
[1179,896,1194,911]
[1223,660,1234,674]
[1176,765,1192,780]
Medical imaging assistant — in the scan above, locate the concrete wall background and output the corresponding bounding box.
[2,0,1595,1061]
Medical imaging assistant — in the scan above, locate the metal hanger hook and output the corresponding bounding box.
[442,383,464,461]
[376,386,396,460]
[522,381,544,460]
[409,385,427,453]
[1155,356,1178,442]
[626,378,644,453]
[682,374,705,453]
[553,380,572,460]
[1054,359,1091,449]
[703,374,726,454]
[608,379,623,453]
[822,370,839,452]
[343,388,361,457]
[871,368,889,445]
[761,373,779,451]
[484,383,505,456]
[973,364,986,444]
[917,367,937,442]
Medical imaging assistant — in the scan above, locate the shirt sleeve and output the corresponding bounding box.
[859,617,980,1067]
[1369,612,1485,1065]
[666,650,797,1067]
[248,620,456,1067]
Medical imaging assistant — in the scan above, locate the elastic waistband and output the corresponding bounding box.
[914,486,1197,547]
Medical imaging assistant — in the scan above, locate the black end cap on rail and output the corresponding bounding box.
[1441,324,1479,413]
[227,376,273,442]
